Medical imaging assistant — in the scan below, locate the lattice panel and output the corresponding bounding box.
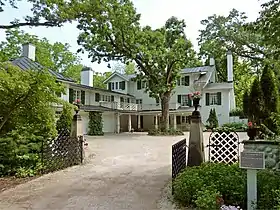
[172,138,187,179]
[208,132,239,164]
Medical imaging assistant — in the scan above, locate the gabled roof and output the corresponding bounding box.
[103,66,216,84]
[11,57,75,83]
[103,71,130,83]
[70,83,135,97]
[181,65,215,74]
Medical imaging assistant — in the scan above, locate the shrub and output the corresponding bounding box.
[229,108,244,117]
[88,111,104,136]
[147,128,184,136]
[172,163,280,209]
[56,103,73,132]
[206,108,219,129]
[221,122,247,131]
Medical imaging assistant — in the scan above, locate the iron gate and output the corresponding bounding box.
[172,138,187,179]
[208,131,239,164]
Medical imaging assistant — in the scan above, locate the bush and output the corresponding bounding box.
[148,128,184,136]
[229,108,244,117]
[206,108,219,129]
[56,103,73,132]
[88,111,104,136]
[222,122,247,131]
[172,163,280,209]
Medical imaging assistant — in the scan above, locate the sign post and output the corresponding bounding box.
[240,152,265,210]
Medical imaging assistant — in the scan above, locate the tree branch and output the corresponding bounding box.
[0,21,60,29]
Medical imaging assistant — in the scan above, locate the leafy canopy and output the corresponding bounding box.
[0,29,83,82]
[0,62,64,136]
[77,0,200,99]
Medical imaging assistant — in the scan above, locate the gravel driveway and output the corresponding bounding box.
[0,132,247,210]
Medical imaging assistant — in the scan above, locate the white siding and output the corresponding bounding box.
[102,112,116,133]
[80,111,89,135]
[106,75,128,95]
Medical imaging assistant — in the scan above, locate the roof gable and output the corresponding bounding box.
[103,71,129,84]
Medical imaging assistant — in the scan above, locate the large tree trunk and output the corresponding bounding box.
[160,91,171,131]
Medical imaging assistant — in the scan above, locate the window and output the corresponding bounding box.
[206,92,222,106]
[111,82,115,90]
[69,88,85,104]
[177,76,190,86]
[182,116,186,123]
[119,81,126,90]
[115,82,118,90]
[137,80,147,90]
[136,99,142,104]
[95,93,100,102]
[177,95,192,106]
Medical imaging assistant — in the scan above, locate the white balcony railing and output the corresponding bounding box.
[99,101,140,111]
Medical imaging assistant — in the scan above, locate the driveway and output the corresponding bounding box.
[0,132,247,210]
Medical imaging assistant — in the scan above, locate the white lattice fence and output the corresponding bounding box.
[208,132,239,164]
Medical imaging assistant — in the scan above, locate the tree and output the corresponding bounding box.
[77,0,200,130]
[248,78,263,123]
[198,9,268,80]
[0,29,83,82]
[93,72,112,89]
[206,109,219,129]
[0,0,83,29]
[0,62,64,136]
[242,90,249,117]
[260,65,279,133]
[56,103,74,132]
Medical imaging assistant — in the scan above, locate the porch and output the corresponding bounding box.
[117,110,193,133]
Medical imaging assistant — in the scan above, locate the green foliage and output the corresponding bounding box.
[194,185,221,209]
[0,62,63,136]
[56,103,73,132]
[173,163,280,209]
[87,112,103,136]
[148,128,184,136]
[77,1,200,130]
[0,29,83,82]
[242,90,249,117]
[0,128,44,177]
[93,72,112,89]
[221,122,247,131]
[206,108,219,129]
[0,0,83,29]
[248,78,263,123]
[173,163,246,208]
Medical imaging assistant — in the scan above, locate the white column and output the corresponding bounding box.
[173,114,177,129]
[116,113,120,133]
[155,115,158,129]
[128,114,132,132]
[137,115,141,129]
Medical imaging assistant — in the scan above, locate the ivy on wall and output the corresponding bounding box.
[88,111,104,136]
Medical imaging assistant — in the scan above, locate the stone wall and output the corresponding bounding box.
[243,140,280,170]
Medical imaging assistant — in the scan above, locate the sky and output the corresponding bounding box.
[0,0,263,73]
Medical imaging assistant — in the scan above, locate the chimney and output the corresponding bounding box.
[81,66,94,87]
[22,43,36,61]
[209,56,215,66]
[227,50,233,82]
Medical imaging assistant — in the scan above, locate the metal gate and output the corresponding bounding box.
[172,138,187,179]
[208,131,239,164]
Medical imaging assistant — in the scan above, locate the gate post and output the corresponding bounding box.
[187,111,205,167]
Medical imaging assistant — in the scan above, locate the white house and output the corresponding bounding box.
[12,43,236,134]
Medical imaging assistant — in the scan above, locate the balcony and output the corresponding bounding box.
[99,101,139,111]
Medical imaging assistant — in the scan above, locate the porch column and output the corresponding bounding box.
[173,114,177,129]
[137,115,141,129]
[128,114,132,132]
[116,113,120,133]
[155,115,158,129]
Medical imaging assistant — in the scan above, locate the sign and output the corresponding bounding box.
[240,152,265,170]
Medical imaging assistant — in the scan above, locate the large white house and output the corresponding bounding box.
[12,43,236,134]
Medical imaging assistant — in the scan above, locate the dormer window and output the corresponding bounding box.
[137,80,147,90]
[177,76,190,86]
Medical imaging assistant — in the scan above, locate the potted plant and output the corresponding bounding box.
[247,121,259,140]
[188,91,202,111]
[73,99,82,114]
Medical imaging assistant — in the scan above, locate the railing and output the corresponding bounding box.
[99,101,191,111]
[99,101,139,111]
